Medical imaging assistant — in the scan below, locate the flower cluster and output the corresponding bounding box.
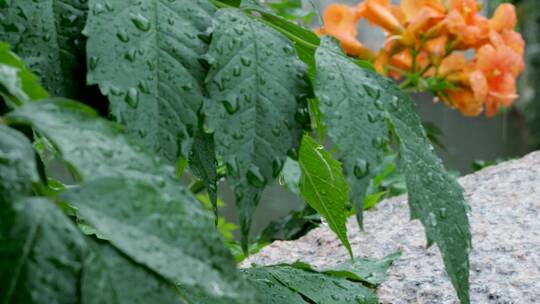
[316,0,525,117]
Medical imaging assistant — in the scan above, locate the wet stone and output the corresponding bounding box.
[242,152,540,303]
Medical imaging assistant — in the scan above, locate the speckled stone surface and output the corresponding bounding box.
[242,152,540,303]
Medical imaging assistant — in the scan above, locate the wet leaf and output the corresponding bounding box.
[85,0,216,161]
[64,178,251,302]
[82,239,185,304]
[6,99,253,302]
[315,37,388,228]
[0,0,87,97]
[0,198,86,304]
[189,129,219,220]
[315,38,471,303]
[0,125,39,203]
[317,252,401,286]
[204,8,310,250]
[264,265,378,303]
[298,135,352,257]
[241,267,306,304]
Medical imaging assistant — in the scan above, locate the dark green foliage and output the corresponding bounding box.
[189,130,219,219]
[258,204,320,243]
[263,265,378,303]
[5,99,254,302]
[307,251,401,286]
[203,8,310,250]
[315,38,471,303]
[315,37,388,228]
[62,177,248,302]
[85,0,216,161]
[0,198,87,304]
[0,125,38,203]
[82,240,185,304]
[0,0,87,97]
[0,1,473,302]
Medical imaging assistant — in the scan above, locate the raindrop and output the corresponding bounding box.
[226,157,239,177]
[110,86,123,96]
[181,83,193,91]
[130,13,151,32]
[89,56,99,70]
[375,99,385,111]
[138,80,150,94]
[367,112,377,123]
[232,131,243,140]
[125,88,139,108]
[272,158,283,177]
[363,84,381,100]
[247,166,266,188]
[233,65,241,77]
[389,95,399,111]
[222,99,239,114]
[93,3,105,14]
[372,137,386,148]
[240,56,252,67]
[294,108,310,125]
[439,208,447,219]
[353,159,369,178]
[124,48,137,62]
[271,126,280,136]
[116,29,130,43]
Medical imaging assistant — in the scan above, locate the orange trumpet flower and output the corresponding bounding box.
[315,4,373,57]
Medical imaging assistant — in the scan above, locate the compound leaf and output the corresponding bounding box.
[203,8,310,249]
[315,37,388,227]
[85,0,216,162]
[315,37,471,303]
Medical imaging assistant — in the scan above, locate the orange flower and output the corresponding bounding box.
[357,0,405,34]
[400,0,446,20]
[444,0,490,49]
[490,3,517,32]
[444,87,484,116]
[470,43,522,116]
[316,4,372,57]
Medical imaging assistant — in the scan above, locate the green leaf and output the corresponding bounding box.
[386,80,472,304]
[0,0,87,97]
[189,130,219,220]
[239,0,320,79]
[0,42,48,107]
[61,177,251,302]
[265,265,378,303]
[82,240,185,304]
[203,8,310,249]
[317,251,401,286]
[0,125,39,203]
[298,135,352,257]
[6,99,175,188]
[0,198,87,304]
[84,0,216,162]
[314,37,388,228]
[258,204,320,243]
[6,99,252,301]
[279,157,301,195]
[315,37,471,303]
[241,267,307,304]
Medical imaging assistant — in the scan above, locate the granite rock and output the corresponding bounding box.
[242,152,540,303]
